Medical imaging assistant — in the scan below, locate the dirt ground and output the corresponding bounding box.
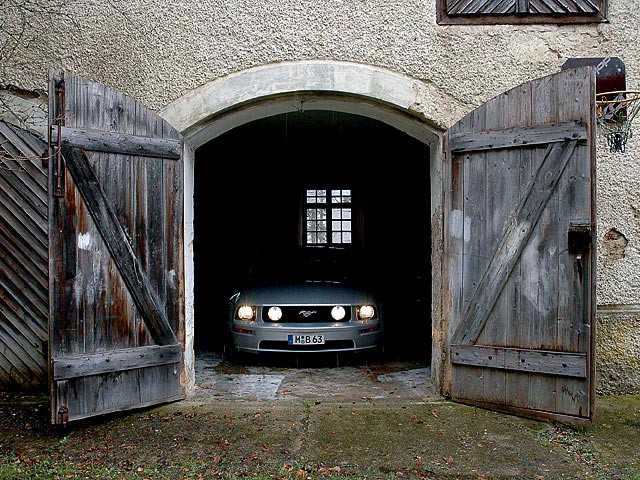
[1,358,639,480]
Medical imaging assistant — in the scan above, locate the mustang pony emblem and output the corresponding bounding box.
[298,310,317,318]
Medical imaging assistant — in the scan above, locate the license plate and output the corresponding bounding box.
[288,334,325,345]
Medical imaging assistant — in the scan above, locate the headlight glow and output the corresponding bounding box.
[357,305,375,320]
[331,306,346,321]
[267,306,282,321]
[237,305,255,321]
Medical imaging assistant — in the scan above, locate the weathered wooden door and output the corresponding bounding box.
[48,72,184,424]
[444,67,596,424]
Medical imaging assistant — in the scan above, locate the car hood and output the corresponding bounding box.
[234,283,376,306]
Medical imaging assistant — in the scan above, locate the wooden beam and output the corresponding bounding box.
[448,121,587,153]
[61,147,178,345]
[53,344,182,380]
[450,344,587,377]
[51,125,181,160]
[452,140,578,345]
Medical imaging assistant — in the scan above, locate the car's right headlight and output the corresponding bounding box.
[237,305,256,321]
[357,305,376,320]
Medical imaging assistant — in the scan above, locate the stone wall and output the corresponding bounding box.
[1,0,639,394]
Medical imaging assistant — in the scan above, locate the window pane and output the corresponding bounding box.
[317,190,326,196]
[332,232,342,243]
[331,190,340,196]
[331,196,340,203]
[317,232,327,244]
[342,196,351,203]
[317,197,326,203]
[306,209,316,220]
[332,221,341,231]
[332,208,341,219]
[343,232,352,243]
[307,233,316,244]
[317,220,327,231]
[342,208,351,219]
[307,197,316,204]
[306,190,316,197]
[307,221,315,231]
[342,189,351,196]
[342,221,351,231]
[317,209,327,219]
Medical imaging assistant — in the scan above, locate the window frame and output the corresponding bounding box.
[436,0,608,25]
[304,188,354,247]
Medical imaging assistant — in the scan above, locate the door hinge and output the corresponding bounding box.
[57,405,69,426]
[53,78,66,198]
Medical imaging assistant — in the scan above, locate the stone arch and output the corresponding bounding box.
[160,61,445,393]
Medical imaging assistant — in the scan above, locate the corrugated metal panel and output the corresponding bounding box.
[0,121,48,391]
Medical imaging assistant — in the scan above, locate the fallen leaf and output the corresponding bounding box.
[431,409,440,418]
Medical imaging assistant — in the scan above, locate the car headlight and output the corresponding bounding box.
[357,305,375,320]
[237,305,256,321]
[331,306,346,321]
[267,306,282,321]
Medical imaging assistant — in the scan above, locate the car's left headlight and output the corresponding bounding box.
[357,305,376,320]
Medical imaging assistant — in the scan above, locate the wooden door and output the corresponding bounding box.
[48,72,184,424]
[443,67,596,424]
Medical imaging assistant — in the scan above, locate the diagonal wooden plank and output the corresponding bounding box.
[61,146,177,345]
[451,140,577,345]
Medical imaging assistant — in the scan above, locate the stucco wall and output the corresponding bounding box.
[1,0,639,393]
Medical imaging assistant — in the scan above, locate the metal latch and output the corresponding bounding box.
[568,222,592,254]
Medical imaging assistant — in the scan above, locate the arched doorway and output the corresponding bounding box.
[160,61,444,392]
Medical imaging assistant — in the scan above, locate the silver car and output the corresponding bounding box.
[228,248,383,354]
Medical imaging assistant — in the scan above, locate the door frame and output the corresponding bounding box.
[160,61,448,393]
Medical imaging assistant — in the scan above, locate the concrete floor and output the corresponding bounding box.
[194,351,437,401]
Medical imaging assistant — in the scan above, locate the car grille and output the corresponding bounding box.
[262,306,351,323]
[258,340,355,351]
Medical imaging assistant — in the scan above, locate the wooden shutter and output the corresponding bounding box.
[443,67,596,424]
[437,0,607,24]
[48,71,184,424]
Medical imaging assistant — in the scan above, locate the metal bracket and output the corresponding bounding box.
[53,78,66,198]
[57,405,69,426]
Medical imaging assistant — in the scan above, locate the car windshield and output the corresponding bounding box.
[246,247,365,286]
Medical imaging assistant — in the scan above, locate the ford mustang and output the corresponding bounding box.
[227,247,383,354]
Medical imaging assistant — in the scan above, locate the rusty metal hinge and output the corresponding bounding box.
[53,78,66,198]
[57,405,69,426]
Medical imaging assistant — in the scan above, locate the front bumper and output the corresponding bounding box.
[231,321,382,353]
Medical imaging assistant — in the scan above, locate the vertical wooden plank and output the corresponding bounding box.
[500,80,532,408]
[555,67,593,417]
[445,116,466,398]
[456,105,488,401]
[163,119,184,340]
[477,92,508,405]
[521,71,555,413]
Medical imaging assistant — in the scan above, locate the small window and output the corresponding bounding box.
[305,189,352,245]
[436,0,607,25]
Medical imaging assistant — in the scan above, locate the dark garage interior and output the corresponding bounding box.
[193,110,431,363]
